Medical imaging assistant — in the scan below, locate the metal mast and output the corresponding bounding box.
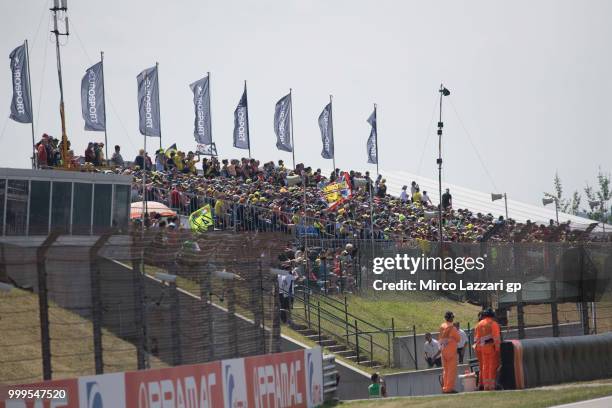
[50,0,70,167]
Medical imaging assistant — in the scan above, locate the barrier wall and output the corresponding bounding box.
[393,322,583,369]
[499,333,612,390]
[0,348,324,408]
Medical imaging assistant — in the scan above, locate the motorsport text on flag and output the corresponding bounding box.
[233,83,250,150]
[366,107,378,164]
[318,102,334,159]
[80,61,105,131]
[9,43,33,124]
[137,65,161,137]
[274,93,293,152]
[190,75,212,145]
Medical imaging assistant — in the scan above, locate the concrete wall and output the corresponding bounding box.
[280,333,371,401]
[383,364,471,397]
[393,322,583,369]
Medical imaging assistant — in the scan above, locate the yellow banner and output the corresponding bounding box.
[189,204,213,232]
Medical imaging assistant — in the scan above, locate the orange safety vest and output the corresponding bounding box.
[474,317,501,351]
[439,321,461,350]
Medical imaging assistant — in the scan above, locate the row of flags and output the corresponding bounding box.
[8,42,379,166]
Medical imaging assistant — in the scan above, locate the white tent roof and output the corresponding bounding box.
[381,169,610,233]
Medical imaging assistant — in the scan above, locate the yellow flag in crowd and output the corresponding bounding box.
[323,182,343,204]
[189,204,213,232]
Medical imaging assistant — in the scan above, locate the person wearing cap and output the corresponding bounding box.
[474,308,501,391]
[439,311,461,393]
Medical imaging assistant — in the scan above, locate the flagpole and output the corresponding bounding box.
[330,94,335,173]
[208,71,213,149]
[141,68,148,234]
[142,133,146,233]
[289,88,296,169]
[374,103,379,176]
[25,39,36,169]
[244,80,251,159]
[100,51,109,165]
[156,62,162,149]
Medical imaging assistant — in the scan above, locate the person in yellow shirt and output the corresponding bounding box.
[214,194,225,229]
[185,151,200,174]
[175,151,185,172]
[412,187,422,206]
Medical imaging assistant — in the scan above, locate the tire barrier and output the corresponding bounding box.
[499,333,612,390]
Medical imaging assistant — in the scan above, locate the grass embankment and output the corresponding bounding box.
[0,288,165,384]
[287,290,481,370]
[327,381,612,408]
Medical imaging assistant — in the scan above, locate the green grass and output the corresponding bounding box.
[326,382,612,408]
[291,290,481,368]
[0,288,166,384]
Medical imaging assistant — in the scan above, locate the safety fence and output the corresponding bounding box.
[0,230,288,384]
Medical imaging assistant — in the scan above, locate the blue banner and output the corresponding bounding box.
[137,65,161,137]
[81,61,106,131]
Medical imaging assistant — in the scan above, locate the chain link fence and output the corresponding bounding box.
[0,230,287,384]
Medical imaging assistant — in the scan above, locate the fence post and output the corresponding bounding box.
[581,301,590,335]
[317,301,322,346]
[132,251,148,370]
[391,318,396,338]
[344,296,349,346]
[258,260,266,354]
[413,325,418,371]
[227,283,239,357]
[517,290,526,340]
[387,331,391,367]
[272,278,281,353]
[467,322,472,359]
[169,281,182,365]
[354,320,360,364]
[36,231,61,381]
[551,302,560,337]
[90,230,114,374]
[200,268,215,361]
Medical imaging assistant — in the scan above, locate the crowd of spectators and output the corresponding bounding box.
[122,146,585,244]
[34,138,597,244]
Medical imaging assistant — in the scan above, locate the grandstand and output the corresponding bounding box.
[383,169,611,232]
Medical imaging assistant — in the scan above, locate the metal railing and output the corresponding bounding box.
[288,285,410,367]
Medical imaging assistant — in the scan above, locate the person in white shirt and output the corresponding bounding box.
[410,181,419,195]
[424,332,442,368]
[421,191,433,207]
[278,272,295,323]
[454,322,469,364]
[400,185,409,203]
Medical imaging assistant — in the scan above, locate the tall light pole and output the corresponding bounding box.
[437,85,450,250]
[492,193,509,220]
[542,196,559,225]
[50,0,70,167]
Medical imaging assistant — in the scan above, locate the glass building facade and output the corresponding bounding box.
[0,168,131,236]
